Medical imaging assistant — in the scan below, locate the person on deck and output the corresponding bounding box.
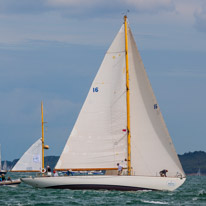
[46,165,52,176]
[117,163,123,175]
[121,158,127,168]
[7,176,11,181]
[0,175,2,181]
[67,170,73,176]
[159,169,168,177]
[1,174,5,181]
[53,170,58,177]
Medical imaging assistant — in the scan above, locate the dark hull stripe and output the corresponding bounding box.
[47,184,156,191]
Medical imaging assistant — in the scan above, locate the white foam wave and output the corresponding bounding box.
[141,200,169,205]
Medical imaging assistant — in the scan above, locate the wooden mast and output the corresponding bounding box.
[41,102,49,171]
[124,15,131,175]
[41,101,45,170]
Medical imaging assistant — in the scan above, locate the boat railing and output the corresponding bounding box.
[36,170,106,177]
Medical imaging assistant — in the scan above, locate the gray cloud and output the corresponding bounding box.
[194,4,206,32]
[0,0,175,17]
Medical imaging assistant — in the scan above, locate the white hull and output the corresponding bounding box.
[0,179,21,186]
[21,175,186,191]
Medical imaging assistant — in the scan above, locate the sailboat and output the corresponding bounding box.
[21,16,186,191]
[0,145,21,186]
[0,145,7,175]
[196,168,201,176]
[11,102,49,173]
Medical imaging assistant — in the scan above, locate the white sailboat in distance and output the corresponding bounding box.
[21,16,186,191]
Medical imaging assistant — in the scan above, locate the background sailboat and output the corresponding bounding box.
[11,102,49,173]
[196,168,201,176]
[21,16,186,191]
[3,161,8,171]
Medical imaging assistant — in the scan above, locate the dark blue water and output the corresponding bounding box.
[0,175,205,205]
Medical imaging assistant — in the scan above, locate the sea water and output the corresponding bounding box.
[0,174,205,206]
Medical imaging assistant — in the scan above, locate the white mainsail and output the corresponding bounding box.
[55,19,185,177]
[12,138,42,172]
[56,25,127,170]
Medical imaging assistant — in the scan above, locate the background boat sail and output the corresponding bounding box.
[3,160,8,171]
[21,16,186,191]
[196,168,201,176]
[0,144,7,175]
[12,102,49,173]
[11,138,42,172]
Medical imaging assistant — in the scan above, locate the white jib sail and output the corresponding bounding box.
[127,24,185,177]
[12,138,42,172]
[56,25,127,170]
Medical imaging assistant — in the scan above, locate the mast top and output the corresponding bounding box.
[124,15,127,23]
[123,9,129,21]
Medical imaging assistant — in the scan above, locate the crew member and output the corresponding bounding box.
[159,169,168,177]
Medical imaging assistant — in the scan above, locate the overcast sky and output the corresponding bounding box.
[0,0,206,161]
